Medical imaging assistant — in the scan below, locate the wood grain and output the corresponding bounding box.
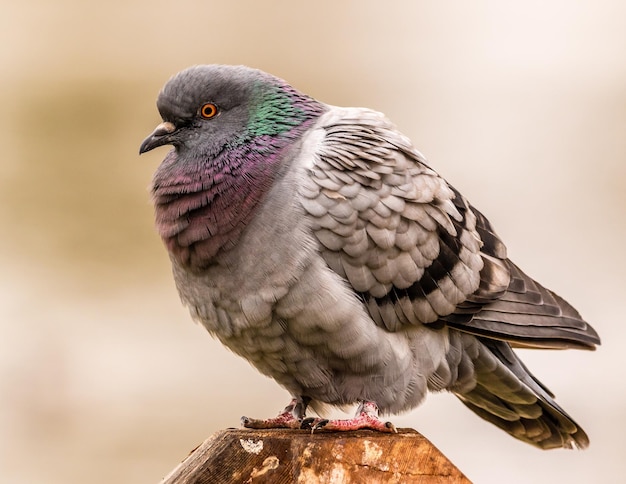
[160,428,471,483]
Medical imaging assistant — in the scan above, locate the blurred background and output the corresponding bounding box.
[1,1,624,482]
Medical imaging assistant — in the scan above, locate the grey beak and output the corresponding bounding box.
[139,121,177,154]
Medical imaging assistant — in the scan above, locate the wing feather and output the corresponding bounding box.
[299,107,599,350]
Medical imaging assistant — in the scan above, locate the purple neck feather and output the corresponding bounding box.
[151,116,321,270]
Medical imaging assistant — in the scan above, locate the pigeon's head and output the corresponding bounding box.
[140,65,323,157]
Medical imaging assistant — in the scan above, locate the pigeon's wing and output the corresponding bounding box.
[300,108,599,350]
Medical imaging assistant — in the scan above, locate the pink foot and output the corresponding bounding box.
[311,401,397,433]
[241,397,309,430]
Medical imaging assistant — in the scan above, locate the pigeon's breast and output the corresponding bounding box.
[152,147,288,269]
[161,136,449,412]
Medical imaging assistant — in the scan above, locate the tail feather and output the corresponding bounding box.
[459,399,584,449]
[455,338,589,449]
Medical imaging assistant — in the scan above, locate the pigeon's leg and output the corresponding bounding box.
[241,396,310,430]
[311,401,397,433]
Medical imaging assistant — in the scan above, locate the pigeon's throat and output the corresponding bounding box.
[151,144,286,269]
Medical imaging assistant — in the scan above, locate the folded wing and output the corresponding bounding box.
[300,108,599,350]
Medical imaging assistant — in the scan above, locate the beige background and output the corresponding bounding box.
[2,1,624,482]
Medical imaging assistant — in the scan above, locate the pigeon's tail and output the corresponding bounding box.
[454,339,589,449]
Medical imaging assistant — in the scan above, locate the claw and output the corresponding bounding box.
[300,417,323,430]
[311,419,329,431]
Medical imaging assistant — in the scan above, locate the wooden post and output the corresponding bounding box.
[160,428,471,483]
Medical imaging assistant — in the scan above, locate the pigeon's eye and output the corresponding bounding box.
[199,103,219,119]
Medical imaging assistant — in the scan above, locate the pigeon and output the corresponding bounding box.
[140,65,600,449]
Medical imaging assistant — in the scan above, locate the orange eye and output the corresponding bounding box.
[199,103,219,119]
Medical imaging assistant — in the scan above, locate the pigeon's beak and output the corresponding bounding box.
[139,121,177,154]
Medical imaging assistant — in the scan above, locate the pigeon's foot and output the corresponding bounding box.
[241,413,302,429]
[241,396,309,430]
[310,401,397,433]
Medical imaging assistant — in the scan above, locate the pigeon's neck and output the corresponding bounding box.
[152,107,323,270]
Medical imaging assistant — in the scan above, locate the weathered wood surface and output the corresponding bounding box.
[160,428,471,483]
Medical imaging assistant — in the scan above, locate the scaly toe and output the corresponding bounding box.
[241,414,301,430]
[308,413,397,433]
